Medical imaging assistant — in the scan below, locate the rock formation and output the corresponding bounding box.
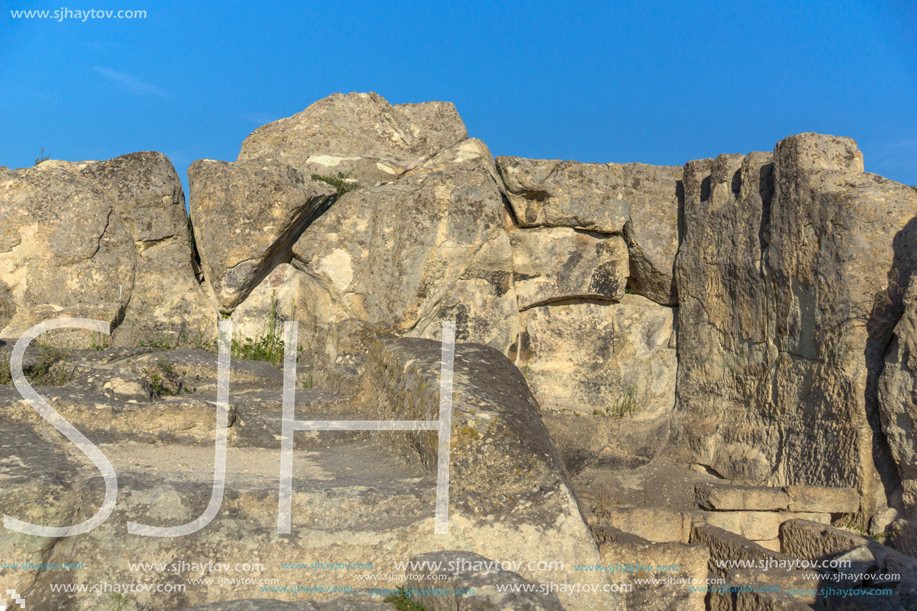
[3,91,917,610]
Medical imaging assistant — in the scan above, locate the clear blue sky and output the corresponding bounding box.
[2,0,916,205]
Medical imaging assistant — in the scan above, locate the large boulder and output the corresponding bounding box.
[1,339,612,611]
[237,91,467,187]
[509,227,628,310]
[0,154,213,348]
[674,134,917,519]
[880,273,917,512]
[290,138,518,354]
[80,152,215,345]
[188,159,336,312]
[496,157,682,305]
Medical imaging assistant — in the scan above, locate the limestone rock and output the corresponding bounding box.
[0,154,213,348]
[496,157,630,233]
[237,92,467,186]
[357,339,611,610]
[599,539,708,611]
[695,483,790,511]
[675,134,917,521]
[496,157,682,305]
[879,272,917,512]
[188,158,336,312]
[0,160,136,346]
[78,151,215,344]
[517,295,676,416]
[509,227,628,309]
[621,163,683,305]
[291,140,517,354]
[785,485,859,513]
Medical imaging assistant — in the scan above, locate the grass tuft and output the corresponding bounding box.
[311,171,360,198]
[385,587,425,611]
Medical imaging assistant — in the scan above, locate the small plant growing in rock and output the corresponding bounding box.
[595,381,638,418]
[90,331,110,351]
[311,171,360,198]
[141,358,191,396]
[384,587,425,611]
[109,592,132,611]
[34,147,50,165]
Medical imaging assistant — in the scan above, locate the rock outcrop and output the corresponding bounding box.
[5,91,917,610]
[0,153,214,348]
[675,135,917,519]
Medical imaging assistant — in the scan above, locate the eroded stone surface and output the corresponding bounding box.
[518,295,676,416]
[509,227,627,309]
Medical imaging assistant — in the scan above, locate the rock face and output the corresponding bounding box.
[496,157,682,305]
[8,91,917,610]
[880,273,917,512]
[510,228,628,310]
[0,153,213,348]
[290,138,518,354]
[0,339,612,611]
[674,134,917,518]
[518,294,677,416]
[188,159,336,312]
[237,91,467,186]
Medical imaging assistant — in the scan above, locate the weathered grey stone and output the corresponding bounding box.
[188,158,336,312]
[405,551,567,611]
[689,523,792,574]
[621,163,683,305]
[695,483,790,511]
[291,141,517,355]
[735,585,813,611]
[518,295,676,415]
[496,157,682,304]
[509,227,628,309]
[599,539,708,611]
[780,519,872,561]
[78,151,215,345]
[354,339,610,610]
[0,384,236,446]
[0,154,215,349]
[589,507,691,543]
[726,570,816,605]
[675,134,917,521]
[694,510,829,541]
[767,134,917,516]
[0,424,83,602]
[887,518,917,558]
[879,272,917,512]
[496,157,630,233]
[674,152,776,484]
[237,92,467,184]
[785,485,860,513]
[0,160,136,347]
[835,545,878,582]
[63,365,155,402]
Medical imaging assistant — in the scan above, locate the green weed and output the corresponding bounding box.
[385,587,425,611]
[34,147,50,165]
[109,592,132,611]
[594,381,638,418]
[141,357,191,396]
[311,171,360,198]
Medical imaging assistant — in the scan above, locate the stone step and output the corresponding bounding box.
[695,482,859,514]
[588,506,830,547]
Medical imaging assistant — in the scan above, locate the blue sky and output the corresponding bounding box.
[2,0,915,205]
